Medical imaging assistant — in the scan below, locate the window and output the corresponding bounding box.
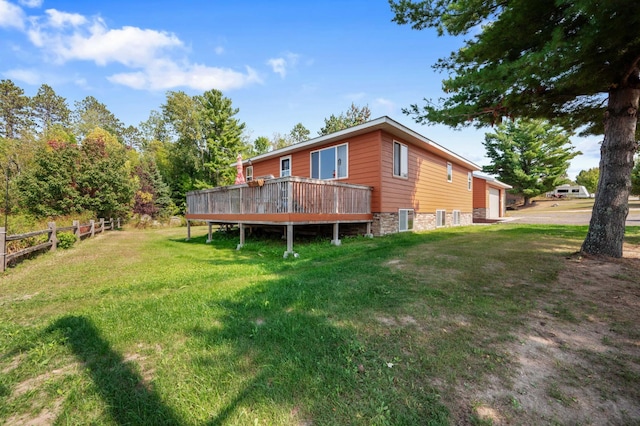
[246,166,253,182]
[453,210,461,225]
[436,210,446,227]
[311,144,348,179]
[399,209,414,232]
[468,172,472,191]
[393,141,408,178]
[447,162,453,182]
[280,156,291,177]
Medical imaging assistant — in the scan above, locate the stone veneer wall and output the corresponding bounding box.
[372,212,473,236]
[473,207,488,219]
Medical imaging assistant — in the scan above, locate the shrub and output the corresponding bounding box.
[57,232,77,249]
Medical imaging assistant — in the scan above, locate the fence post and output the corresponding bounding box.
[117,218,121,229]
[109,218,114,230]
[90,220,95,237]
[48,221,57,251]
[100,218,105,233]
[1,227,6,272]
[73,220,80,239]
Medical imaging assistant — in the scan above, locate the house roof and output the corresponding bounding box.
[245,116,481,171]
[472,171,513,189]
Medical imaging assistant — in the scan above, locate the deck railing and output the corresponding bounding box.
[186,176,372,216]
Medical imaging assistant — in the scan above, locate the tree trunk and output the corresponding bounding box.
[581,87,639,257]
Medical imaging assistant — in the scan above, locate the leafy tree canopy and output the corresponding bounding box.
[482,119,579,205]
[318,103,371,135]
[632,159,640,196]
[0,79,31,140]
[575,167,600,194]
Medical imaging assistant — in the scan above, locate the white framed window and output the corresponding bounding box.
[310,143,348,180]
[453,210,461,225]
[447,162,453,182]
[399,209,414,232]
[436,209,446,227]
[393,141,408,178]
[467,172,472,191]
[246,166,254,182]
[280,156,291,177]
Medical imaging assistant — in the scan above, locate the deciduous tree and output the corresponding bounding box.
[390,0,640,257]
[575,167,600,194]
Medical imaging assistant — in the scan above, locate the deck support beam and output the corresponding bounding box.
[237,223,245,250]
[331,223,341,246]
[365,222,373,238]
[206,222,213,243]
[283,224,296,258]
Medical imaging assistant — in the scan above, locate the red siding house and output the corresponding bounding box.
[186,116,481,255]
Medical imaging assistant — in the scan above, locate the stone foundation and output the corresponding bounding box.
[473,207,488,219]
[372,211,473,236]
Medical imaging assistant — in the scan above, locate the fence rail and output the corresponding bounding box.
[0,218,120,272]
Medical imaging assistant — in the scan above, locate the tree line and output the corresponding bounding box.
[0,79,372,230]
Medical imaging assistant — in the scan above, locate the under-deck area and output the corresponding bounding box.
[185,176,373,256]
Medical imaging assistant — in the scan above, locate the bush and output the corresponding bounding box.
[57,232,77,249]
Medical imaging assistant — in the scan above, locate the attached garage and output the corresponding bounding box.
[472,173,512,222]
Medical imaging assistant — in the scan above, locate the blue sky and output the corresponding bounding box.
[0,0,600,178]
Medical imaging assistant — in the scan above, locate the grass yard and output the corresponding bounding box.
[1,224,639,425]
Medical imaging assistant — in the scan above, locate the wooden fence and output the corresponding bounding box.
[0,218,120,272]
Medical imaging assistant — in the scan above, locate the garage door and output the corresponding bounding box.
[489,188,500,219]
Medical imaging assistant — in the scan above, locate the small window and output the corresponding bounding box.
[453,210,461,225]
[399,209,414,232]
[436,210,446,227]
[310,143,348,179]
[447,162,453,182]
[246,166,253,182]
[393,141,408,178]
[467,172,472,191]
[280,156,291,177]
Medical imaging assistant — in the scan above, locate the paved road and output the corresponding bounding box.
[506,209,640,226]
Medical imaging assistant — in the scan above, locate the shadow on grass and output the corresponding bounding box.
[47,316,183,425]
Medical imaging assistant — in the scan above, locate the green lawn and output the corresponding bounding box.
[1,224,638,425]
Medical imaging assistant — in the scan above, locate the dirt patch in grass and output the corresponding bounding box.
[458,245,640,425]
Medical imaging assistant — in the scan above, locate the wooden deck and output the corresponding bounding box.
[185,176,373,256]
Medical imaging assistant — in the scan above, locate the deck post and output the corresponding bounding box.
[331,223,341,246]
[186,220,191,241]
[1,227,6,272]
[237,223,245,250]
[206,222,213,243]
[283,224,296,258]
[365,222,373,238]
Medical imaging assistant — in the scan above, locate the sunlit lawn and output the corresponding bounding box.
[1,224,638,425]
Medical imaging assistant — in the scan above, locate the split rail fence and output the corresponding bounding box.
[0,218,120,272]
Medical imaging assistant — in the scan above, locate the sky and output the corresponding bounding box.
[0,0,601,178]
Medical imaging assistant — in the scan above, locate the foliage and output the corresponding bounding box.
[31,83,71,136]
[575,167,600,194]
[17,127,134,218]
[253,136,271,155]
[0,79,31,140]
[132,156,174,219]
[56,232,77,249]
[482,120,579,205]
[318,103,371,135]
[72,96,124,142]
[289,122,310,143]
[390,0,640,257]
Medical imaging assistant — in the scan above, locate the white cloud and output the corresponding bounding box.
[267,52,300,78]
[18,0,42,7]
[374,97,396,113]
[108,61,262,91]
[45,9,87,28]
[0,0,26,30]
[214,46,224,55]
[17,7,261,92]
[3,67,40,84]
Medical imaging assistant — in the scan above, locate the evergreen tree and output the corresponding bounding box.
[482,120,579,206]
[31,84,71,136]
[318,103,371,135]
[0,79,32,140]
